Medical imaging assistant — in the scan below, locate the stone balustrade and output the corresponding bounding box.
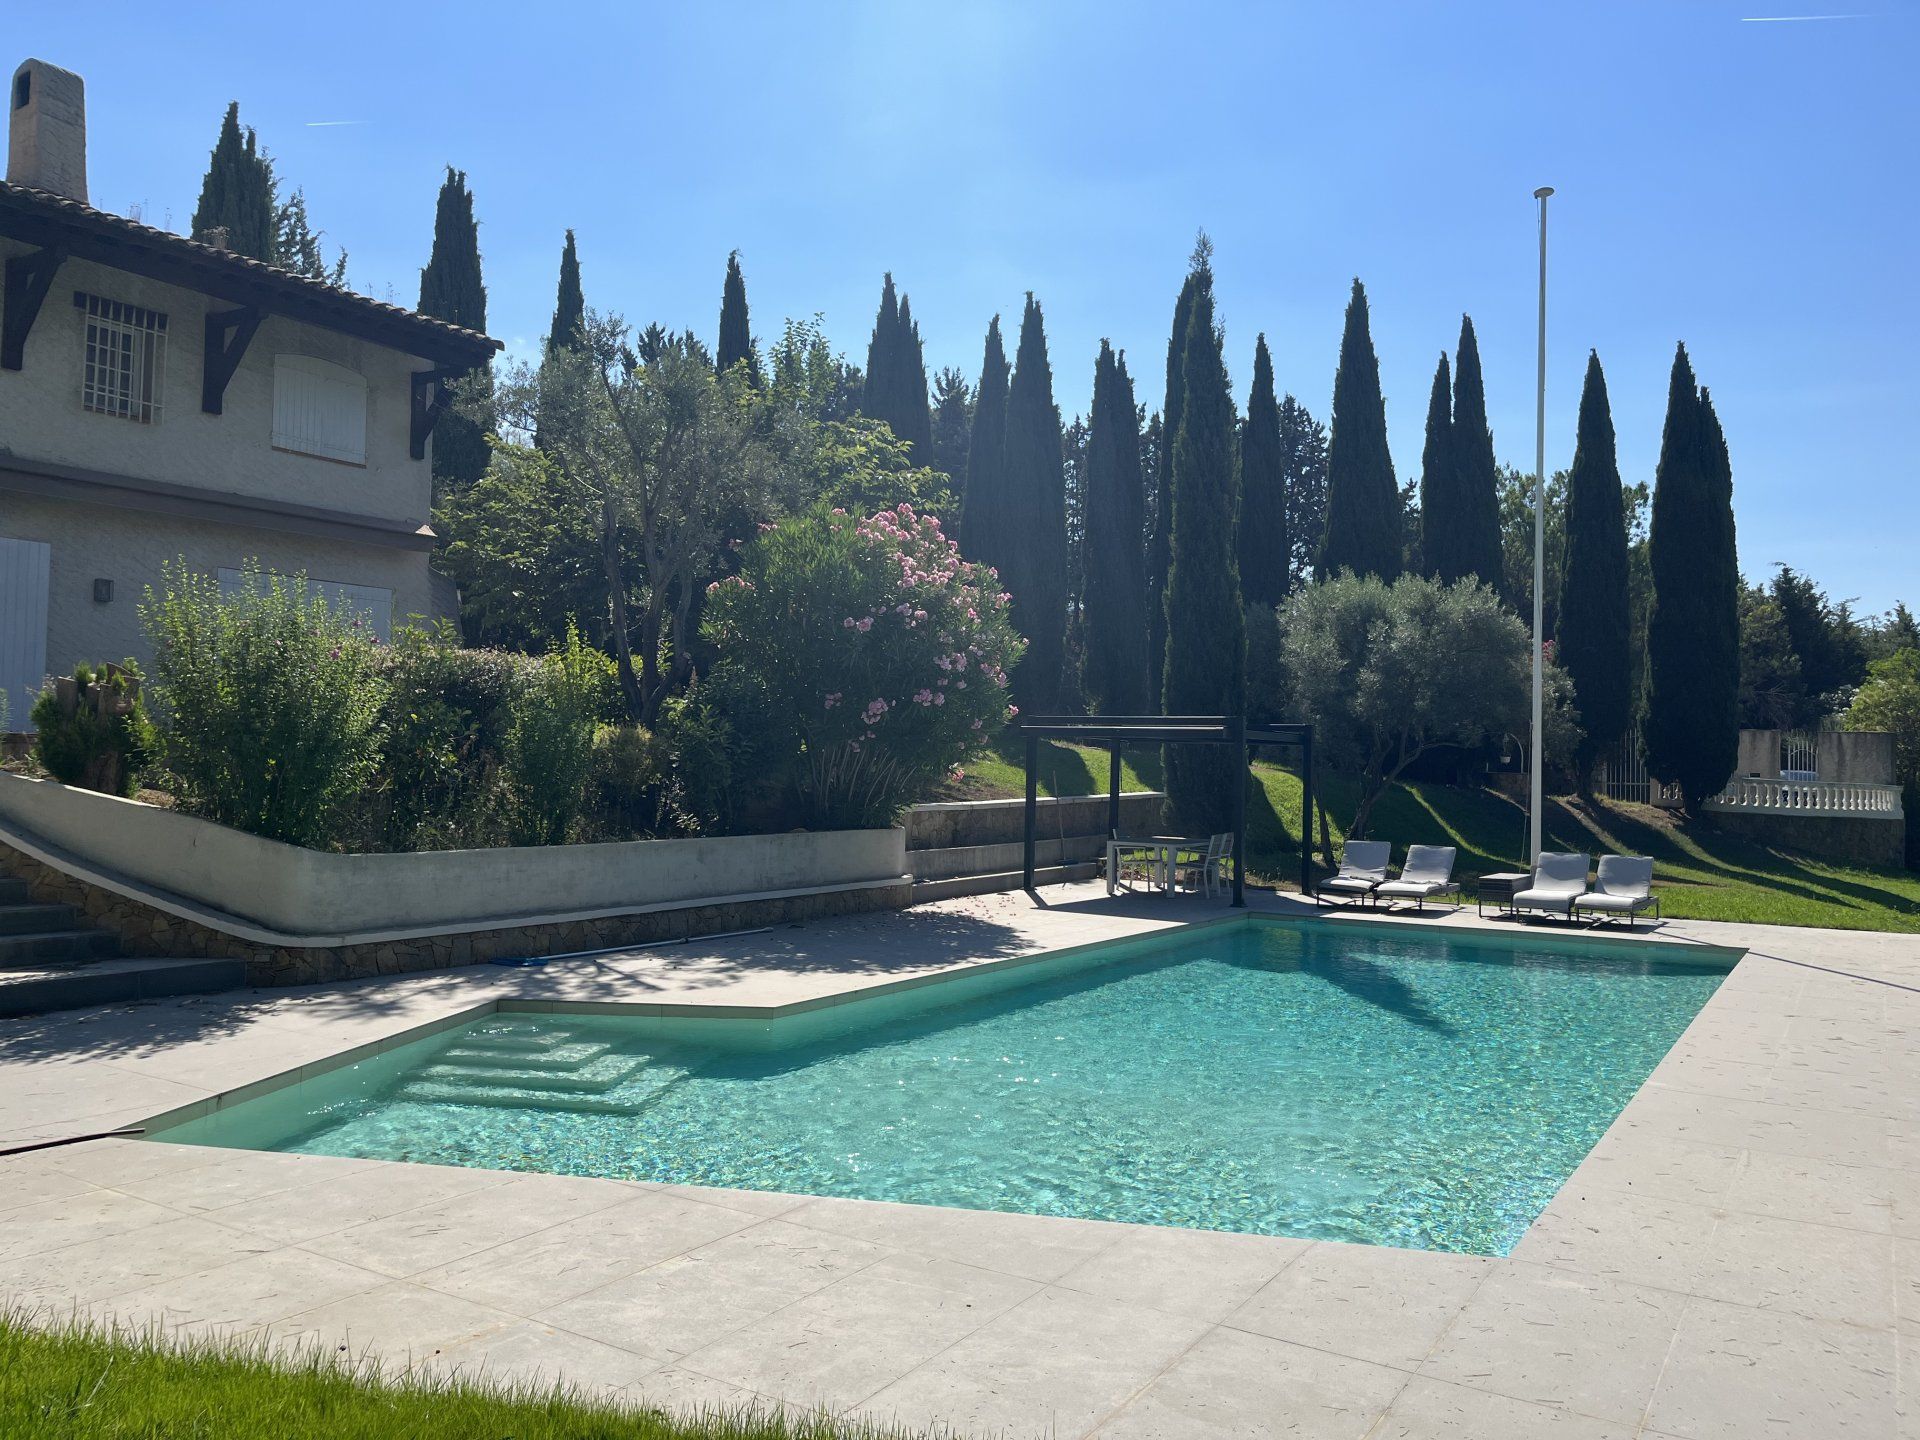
[1705,776,1905,818]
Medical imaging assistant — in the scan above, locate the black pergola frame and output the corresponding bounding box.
[1016,715,1315,907]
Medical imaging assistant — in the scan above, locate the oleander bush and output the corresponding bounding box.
[504,622,616,845]
[702,505,1022,828]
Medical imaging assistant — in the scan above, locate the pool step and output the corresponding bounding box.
[413,1051,647,1094]
[394,1077,676,1115]
[434,1040,614,1071]
[453,1022,581,1053]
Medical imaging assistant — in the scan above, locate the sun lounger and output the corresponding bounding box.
[1572,854,1660,928]
[1510,852,1592,918]
[1374,844,1461,911]
[1316,840,1391,907]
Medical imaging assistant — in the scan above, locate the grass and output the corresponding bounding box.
[0,1312,923,1440]
[961,739,1920,933]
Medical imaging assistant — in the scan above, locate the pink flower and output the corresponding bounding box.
[856,617,873,633]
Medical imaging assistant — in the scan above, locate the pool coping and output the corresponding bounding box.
[3,883,1916,1438]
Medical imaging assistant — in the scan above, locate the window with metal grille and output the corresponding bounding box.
[76,292,167,424]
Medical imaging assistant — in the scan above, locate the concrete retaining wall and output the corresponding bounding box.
[0,771,906,939]
[905,793,1164,851]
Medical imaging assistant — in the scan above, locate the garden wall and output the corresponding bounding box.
[0,772,911,984]
[1707,810,1905,871]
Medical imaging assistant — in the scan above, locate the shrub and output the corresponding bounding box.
[503,622,613,845]
[29,662,154,797]
[587,723,664,838]
[702,505,1022,828]
[141,562,386,848]
[372,625,522,850]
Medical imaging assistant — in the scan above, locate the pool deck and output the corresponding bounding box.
[3,883,1917,1438]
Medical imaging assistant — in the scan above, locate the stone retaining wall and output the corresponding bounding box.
[1706,811,1905,870]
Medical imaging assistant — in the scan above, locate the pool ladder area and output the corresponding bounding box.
[397,1020,693,1116]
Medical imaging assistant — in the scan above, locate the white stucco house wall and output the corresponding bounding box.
[0,58,499,725]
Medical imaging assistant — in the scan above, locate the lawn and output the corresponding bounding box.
[0,1312,915,1440]
[960,739,1920,933]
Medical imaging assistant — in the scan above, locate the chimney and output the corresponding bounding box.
[8,59,88,203]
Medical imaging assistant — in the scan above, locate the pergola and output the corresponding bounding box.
[1016,715,1315,908]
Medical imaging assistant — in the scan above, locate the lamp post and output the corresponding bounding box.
[1530,185,1554,864]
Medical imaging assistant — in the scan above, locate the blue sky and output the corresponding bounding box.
[16,1,1917,611]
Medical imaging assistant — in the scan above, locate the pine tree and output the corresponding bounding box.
[716,249,756,381]
[547,231,585,359]
[929,367,973,501]
[860,276,931,463]
[191,102,276,261]
[959,317,1010,561]
[1149,237,1212,698]
[1556,351,1633,786]
[1162,281,1245,830]
[273,189,347,285]
[1278,395,1329,591]
[1443,316,1505,588]
[1083,342,1151,713]
[1239,335,1288,610]
[1317,280,1400,581]
[418,167,492,496]
[1644,345,1738,810]
[999,295,1069,715]
[1417,353,1454,583]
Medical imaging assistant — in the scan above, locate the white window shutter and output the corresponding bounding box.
[272,354,368,464]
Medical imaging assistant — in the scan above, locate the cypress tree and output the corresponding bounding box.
[1417,353,1454,582]
[547,230,585,359]
[1699,383,1743,754]
[959,317,1010,561]
[999,295,1069,715]
[1444,316,1505,588]
[860,276,931,463]
[1239,334,1288,609]
[418,167,491,495]
[1083,343,1151,714]
[191,103,275,261]
[1556,352,1633,787]
[535,230,585,450]
[716,249,756,381]
[1162,282,1245,830]
[1149,237,1212,696]
[1316,280,1400,581]
[1644,345,1738,811]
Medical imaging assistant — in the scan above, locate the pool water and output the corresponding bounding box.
[153,919,1736,1256]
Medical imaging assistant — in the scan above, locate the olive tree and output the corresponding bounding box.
[487,314,777,723]
[1280,573,1579,840]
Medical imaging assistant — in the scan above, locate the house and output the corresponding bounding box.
[0,58,499,724]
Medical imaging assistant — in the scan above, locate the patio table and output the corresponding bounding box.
[1106,835,1209,896]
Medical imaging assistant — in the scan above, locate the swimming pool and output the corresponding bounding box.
[150,918,1739,1256]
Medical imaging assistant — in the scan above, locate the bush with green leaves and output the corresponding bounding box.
[141,562,386,847]
[29,661,154,797]
[1280,572,1582,839]
[503,623,614,846]
[702,505,1022,828]
[1847,648,1920,868]
[370,625,524,850]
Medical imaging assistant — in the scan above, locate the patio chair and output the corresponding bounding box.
[1112,832,1159,892]
[1175,832,1234,898]
[1572,855,1660,929]
[1373,844,1461,911]
[1509,852,1592,919]
[1315,840,1391,907]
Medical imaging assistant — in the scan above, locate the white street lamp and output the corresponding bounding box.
[1530,185,1554,863]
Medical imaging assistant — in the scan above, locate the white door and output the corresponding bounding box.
[0,536,51,731]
